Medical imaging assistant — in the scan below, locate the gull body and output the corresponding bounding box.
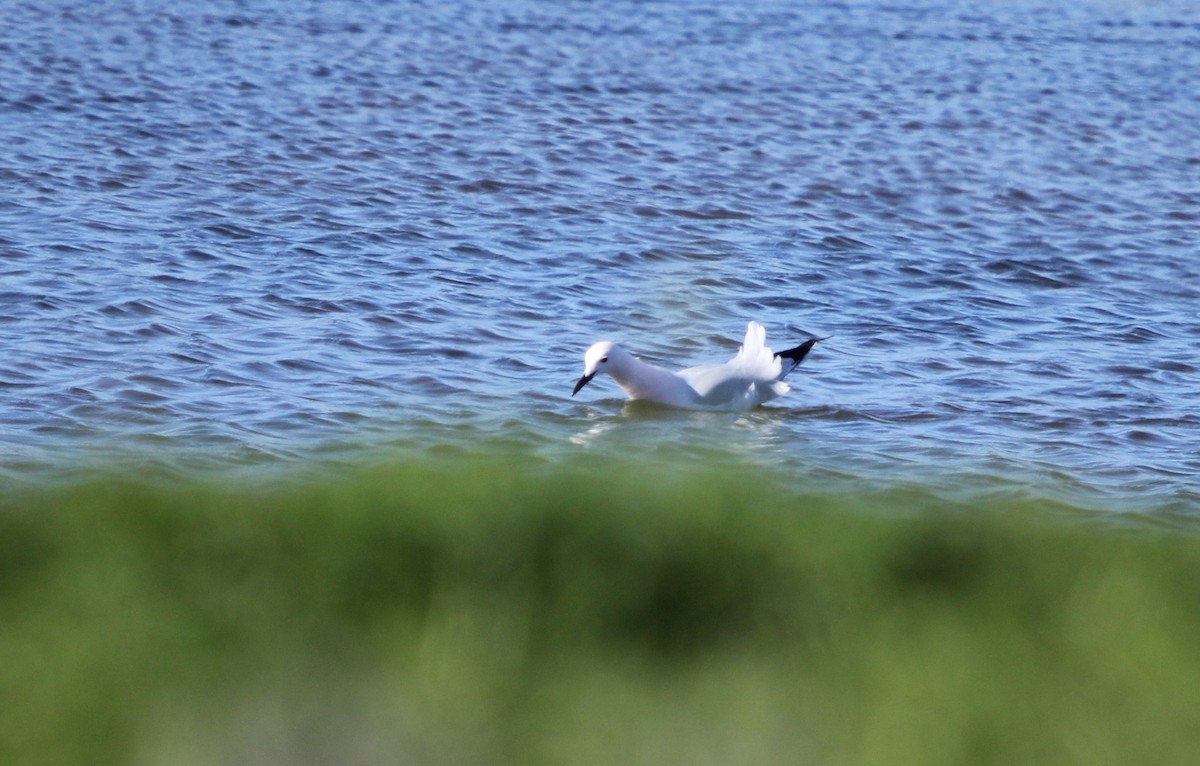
[572,321,820,411]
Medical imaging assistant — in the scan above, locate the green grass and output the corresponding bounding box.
[1,456,1198,765]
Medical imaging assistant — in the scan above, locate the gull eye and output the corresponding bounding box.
[599,356,608,364]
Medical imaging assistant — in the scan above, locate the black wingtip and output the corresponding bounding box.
[775,336,826,366]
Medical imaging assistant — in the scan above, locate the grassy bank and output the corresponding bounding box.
[1,457,1198,765]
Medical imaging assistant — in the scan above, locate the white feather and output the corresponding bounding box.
[573,321,814,411]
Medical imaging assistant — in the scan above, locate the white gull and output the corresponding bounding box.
[572,321,821,411]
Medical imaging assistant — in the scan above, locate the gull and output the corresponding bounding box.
[572,321,821,411]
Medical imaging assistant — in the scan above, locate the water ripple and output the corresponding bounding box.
[0,0,1198,513]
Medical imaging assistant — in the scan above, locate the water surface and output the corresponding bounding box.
[2,0,1198,514]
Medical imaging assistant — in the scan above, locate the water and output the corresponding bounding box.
[1,0,1198,514]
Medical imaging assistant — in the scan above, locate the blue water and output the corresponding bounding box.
[2,0,1198,514]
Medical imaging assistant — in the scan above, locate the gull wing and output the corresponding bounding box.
[677,322,786,405]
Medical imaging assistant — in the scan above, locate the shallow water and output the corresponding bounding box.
[2,0,1198,514]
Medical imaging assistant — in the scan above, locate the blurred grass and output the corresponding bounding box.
[1,456,1199,765]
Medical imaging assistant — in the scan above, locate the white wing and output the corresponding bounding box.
[677,322,788,407]
[730,321,783,380]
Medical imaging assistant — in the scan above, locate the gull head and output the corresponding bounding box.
[572,341,619,396]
